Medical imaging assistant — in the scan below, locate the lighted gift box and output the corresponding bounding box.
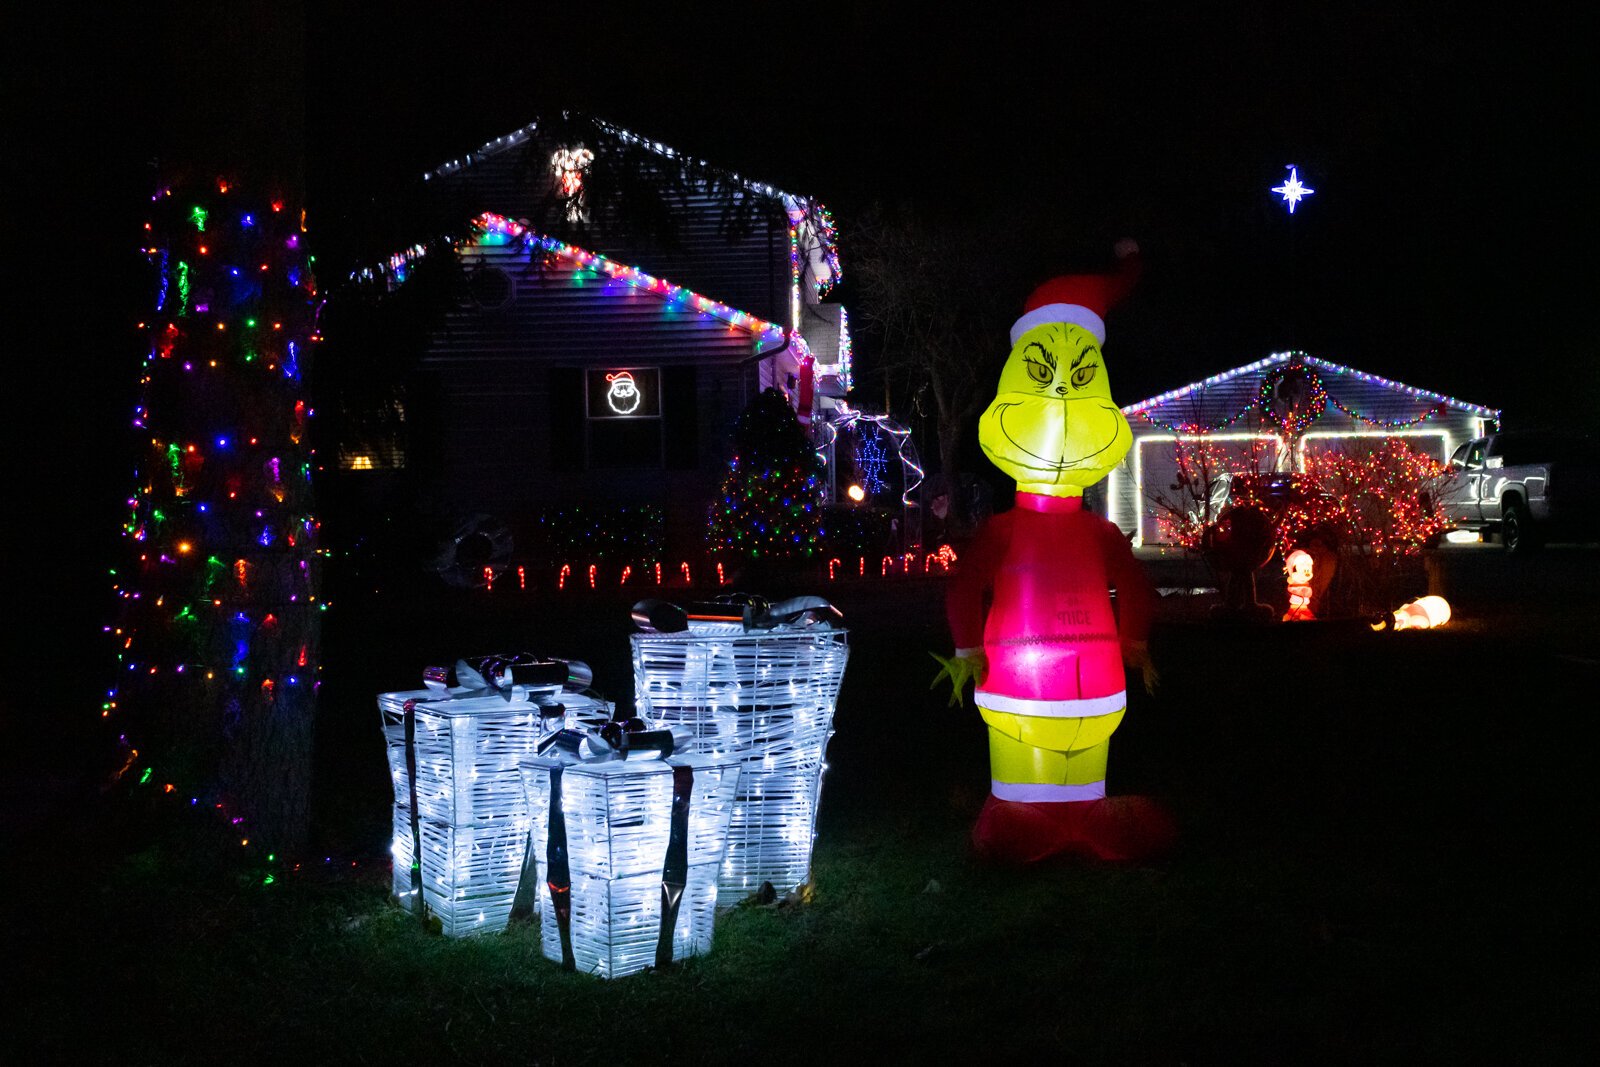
[521,751,741,978]
[630,624,848,899]
[378,687,612,937]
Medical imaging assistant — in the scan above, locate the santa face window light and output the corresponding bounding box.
[584,367,664,469]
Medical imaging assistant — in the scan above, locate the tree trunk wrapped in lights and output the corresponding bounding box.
[110,177,324,852]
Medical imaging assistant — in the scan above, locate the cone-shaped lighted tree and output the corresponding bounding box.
[107,176,323,853]
[708,388,824,569]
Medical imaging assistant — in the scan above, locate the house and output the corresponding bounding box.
[339,113,853,565]
[1098,351,1501,546]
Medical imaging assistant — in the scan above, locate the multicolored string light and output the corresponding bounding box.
[107,177,326,852]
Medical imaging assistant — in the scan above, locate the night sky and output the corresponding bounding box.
[298,4,1598,424]
[8,5,1596,668]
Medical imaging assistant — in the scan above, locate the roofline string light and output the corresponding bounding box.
[354,213,812,362]
[415,114,840,288]
[1121,351,1501,427]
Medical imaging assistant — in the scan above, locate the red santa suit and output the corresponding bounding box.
[948,493,1153,736]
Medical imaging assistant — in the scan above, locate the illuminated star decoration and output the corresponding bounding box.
[1271,165,1315,214]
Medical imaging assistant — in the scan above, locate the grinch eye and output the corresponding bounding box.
[1070,363,1098,388]
[1025,358,1053,385]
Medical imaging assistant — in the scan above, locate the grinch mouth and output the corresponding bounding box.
[995,400,1122,470]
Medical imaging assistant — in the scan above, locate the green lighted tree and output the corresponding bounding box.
[708,388,824,567]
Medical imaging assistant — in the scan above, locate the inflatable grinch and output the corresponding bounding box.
[933,240,1174,863]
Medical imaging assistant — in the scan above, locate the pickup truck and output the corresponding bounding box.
[1436,431,1600,553]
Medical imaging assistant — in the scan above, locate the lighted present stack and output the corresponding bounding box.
[521,728,741,979]
[630,596,848,901]
[378,655,611,937]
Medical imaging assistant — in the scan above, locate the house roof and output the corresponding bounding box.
[417,113,840,285]
[1121,351,1500,433]
[422,114,804,205]
[352,114,842,327]
[473,212,795,345]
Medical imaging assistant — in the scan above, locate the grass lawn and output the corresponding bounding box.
[7,556,1596,1064]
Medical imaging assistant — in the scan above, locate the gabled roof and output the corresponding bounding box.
[423,114,800,204]
[417,112,841,286]
[1122,351,1500,433]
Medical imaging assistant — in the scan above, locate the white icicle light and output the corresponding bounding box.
[630,627,848,899]
[378,688,613,937]
[521,752,741,978]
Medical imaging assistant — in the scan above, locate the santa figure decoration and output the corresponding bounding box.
[1283,548,1316,621]
[932,241,1174,864]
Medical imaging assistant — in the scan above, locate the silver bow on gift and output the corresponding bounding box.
[631,595,842,634]
[422,653,594,703]
[536,718,694,764]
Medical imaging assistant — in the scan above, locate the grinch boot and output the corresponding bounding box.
[973,707,1176,863]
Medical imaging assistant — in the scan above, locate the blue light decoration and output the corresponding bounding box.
[1271,165,1315,214]
[813,404,925,510]
[855,423,890,494]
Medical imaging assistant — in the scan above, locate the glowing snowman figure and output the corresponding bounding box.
[605,371,642,415]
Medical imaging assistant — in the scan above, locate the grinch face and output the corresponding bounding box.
[978,323,1132,495]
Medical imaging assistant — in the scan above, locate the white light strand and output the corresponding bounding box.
[378,688,613,937]
[1121,351,1500,421]
[630,629,848,899]
[814,405,924,507]
[522,753,741,978]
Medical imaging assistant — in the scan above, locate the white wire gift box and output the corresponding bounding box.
[378,657,611,938]
[630,597,848,901]
[521,746,741,979]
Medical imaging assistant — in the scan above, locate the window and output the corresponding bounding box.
[586,368,662,468]
[550,367,699,472]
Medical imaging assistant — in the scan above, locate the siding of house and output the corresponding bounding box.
[346,118,839,564]
[423,138,792,327]
[409,237,780,518]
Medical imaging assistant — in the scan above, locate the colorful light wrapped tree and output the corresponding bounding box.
[107,178,324,851]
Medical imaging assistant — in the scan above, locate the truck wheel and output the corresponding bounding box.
[1502,498,1539,555]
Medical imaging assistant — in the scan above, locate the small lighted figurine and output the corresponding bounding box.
[1390,594,1451,630]
[932,240,1173,864]
[1282,548,1316,621]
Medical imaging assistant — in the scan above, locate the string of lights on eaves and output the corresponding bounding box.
[1121,351,1501,426]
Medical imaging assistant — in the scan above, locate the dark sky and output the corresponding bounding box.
[8,4,1596,614]
[294,5,1595,426]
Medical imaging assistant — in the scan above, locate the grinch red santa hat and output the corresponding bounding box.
[1009,239,1142,346]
